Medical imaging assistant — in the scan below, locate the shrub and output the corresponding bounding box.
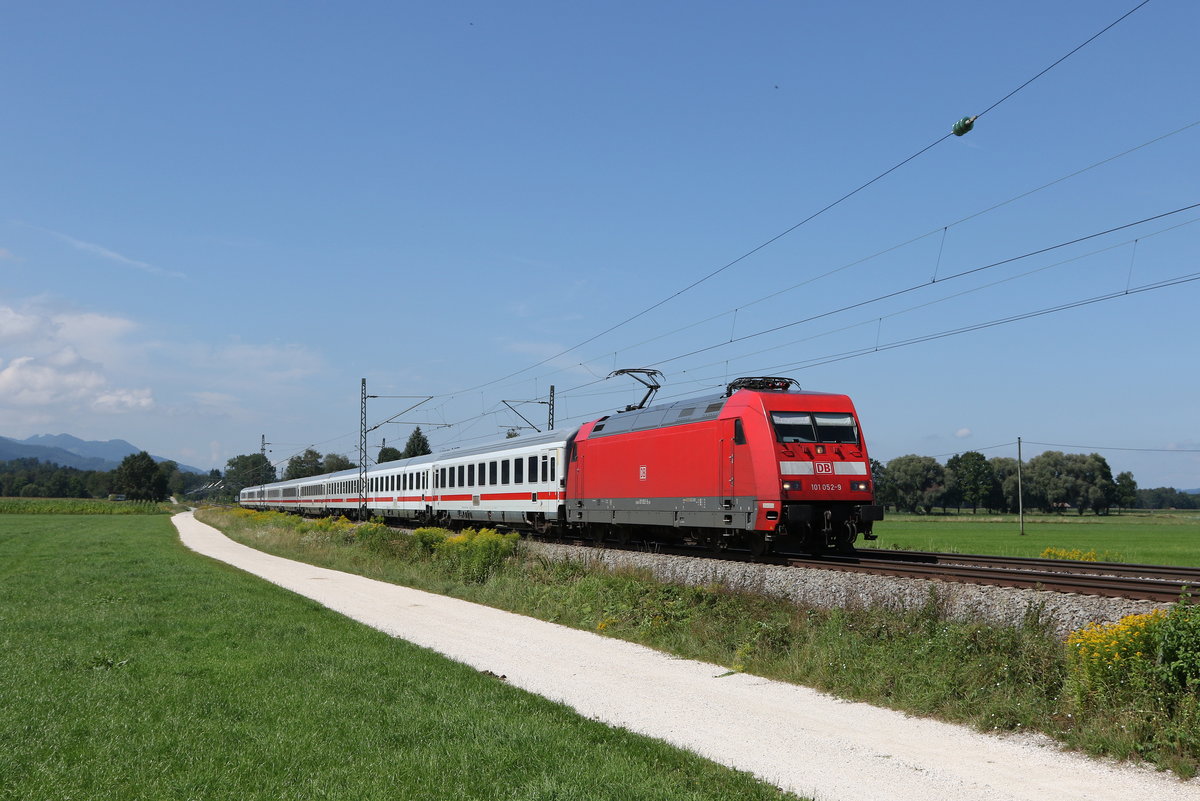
[1041,547,1124,562]
[412,527,452,554]
[1065,601,1200,773]
[433,527,520,584]
[1066,609,1166,703]
[1066,601,1200,709]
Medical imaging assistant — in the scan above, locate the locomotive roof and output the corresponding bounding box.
[586,386,842,439]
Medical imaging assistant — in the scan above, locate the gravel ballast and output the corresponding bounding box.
[173,512,1198,801]
[527,542,1168,638]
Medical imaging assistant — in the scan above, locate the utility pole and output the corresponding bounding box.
[359,378,368,520]
[548,385,555,430]
[1017,436,1025,536]
[260,434,271,489]
[357,379,434,520]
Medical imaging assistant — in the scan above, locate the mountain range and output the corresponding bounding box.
[0,434,205,474]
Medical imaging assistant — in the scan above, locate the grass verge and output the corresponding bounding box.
[197,507,1200,779]
[0,513,801,801]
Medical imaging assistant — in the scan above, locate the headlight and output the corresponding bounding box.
[851,481,870,492]
[781,481,799,491]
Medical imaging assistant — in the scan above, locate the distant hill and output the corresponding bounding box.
[0,434,205,474]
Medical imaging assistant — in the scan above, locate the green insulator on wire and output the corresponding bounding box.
[952,115,977,136]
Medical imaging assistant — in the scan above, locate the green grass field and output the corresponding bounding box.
[861,511,1200,566]
[0,514,799,801]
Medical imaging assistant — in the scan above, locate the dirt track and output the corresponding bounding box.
[173,511,1199,801]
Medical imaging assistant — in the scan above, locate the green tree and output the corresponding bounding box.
[945,451,994,513]
[157,460,190,498]
[322,453,355,473]
[224,453,276,494]
[284,449,324,480]
[401,427,432,458]
[378,446,402,463]
[1115,471,1138,511]
[886,455,945,513]
[113,451,170,501]
[869,458,894,510]
[988,457,1021,513]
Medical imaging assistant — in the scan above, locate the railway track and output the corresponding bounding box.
[564,537,1199,605]
[787,551,1197,604]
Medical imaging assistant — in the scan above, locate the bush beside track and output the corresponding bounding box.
[200,507,1200,778]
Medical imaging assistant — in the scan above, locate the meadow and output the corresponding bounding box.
[861,511,1200,566]
[0,513,799,801]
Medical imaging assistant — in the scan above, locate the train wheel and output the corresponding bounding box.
[834,526,858,553]
[700,531,725,553]
[748,536,771,558]
[613,526,631,546]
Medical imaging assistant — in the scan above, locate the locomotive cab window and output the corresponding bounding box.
[813,413,858,443]
[771,412,859,444]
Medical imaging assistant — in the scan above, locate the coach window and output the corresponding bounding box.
[489,461,497,485]
[501,459,510,485]
[439,468,446,488]
[550,457,556,482]
[514,457,524,484]
[457,465,465,486]
[528,456,538,483]
[478,463,486,486]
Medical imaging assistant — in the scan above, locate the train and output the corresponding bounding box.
[239,377,884,554]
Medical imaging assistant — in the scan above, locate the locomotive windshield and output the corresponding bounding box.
[771,412,859,444]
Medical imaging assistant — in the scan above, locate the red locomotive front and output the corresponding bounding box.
[566,377,883,554]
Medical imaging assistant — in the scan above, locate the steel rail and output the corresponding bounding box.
[785,555,1195,604]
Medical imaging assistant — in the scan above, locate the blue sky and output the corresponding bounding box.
[2,0,1198,489]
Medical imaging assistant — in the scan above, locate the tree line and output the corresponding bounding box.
[220,427,434,494]
[4,429,1193,511]
[0,454,213,502]
[873,450,1196,514]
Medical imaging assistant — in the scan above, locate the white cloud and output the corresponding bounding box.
[0,351,107,406]
[92,387,155,413]
[954,428,972,439]
[0,306,46,343]
[0,302,154,421]
[0,247,16,261]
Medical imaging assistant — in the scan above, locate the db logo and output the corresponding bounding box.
[815,462,834,475]
[639,465,648,481]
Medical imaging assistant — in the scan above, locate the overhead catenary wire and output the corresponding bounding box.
[435,264,1200,452]
[432,0,1156,401]
[643,202,1200,370]
[453,117,1200,408]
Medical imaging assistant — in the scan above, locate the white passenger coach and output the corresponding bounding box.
[240,430,568,532]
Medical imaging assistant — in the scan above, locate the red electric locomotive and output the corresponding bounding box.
[565,377,883,554]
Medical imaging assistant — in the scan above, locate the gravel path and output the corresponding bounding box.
[173,512,1199,801]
